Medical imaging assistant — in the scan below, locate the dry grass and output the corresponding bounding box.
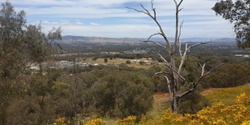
[147,93,170,118]
[147,87,226,118]
[201,88,220,95]
[84,58,155,69]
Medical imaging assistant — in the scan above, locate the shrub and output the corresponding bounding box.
[178,91,210,114]
[116,116,136,125]
[88,71,153,119]
[85,118,105,125]
[125,60,131,64]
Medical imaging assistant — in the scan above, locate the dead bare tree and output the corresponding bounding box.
[128,0,222,112]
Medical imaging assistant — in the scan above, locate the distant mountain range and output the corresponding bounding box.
[60,35,236,45]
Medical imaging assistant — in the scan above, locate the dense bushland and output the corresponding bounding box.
[2,65,154,125]
[203,64,250,88]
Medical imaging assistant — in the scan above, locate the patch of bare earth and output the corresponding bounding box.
[201,88,219,95]
[147,93,170,117]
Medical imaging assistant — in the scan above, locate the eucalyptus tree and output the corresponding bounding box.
[128,0,220,112]
[213,0,250,48]
[0,1,61,124]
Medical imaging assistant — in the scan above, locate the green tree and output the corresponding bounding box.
[0,2,27,123]
[87,70,153,119]
[212,0,250,48]
[0,1,62,124]
[25,24,62,74]
[0,1,26,79]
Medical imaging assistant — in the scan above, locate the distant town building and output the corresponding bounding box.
[235,54,250,58]
[124,50,148,54]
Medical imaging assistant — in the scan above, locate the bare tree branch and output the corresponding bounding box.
[203,63,224,77]
[140,4,151,16]
[126,7,147,15]
[167,67,187,82]
[174,0,184,8]
[127,3,172,50]
[177,88,195,99]
[142,39,167,50]
[187,41,212,51]
[151,0,156,18]
[158,53,170,65]
[173,0,184,54]
[158,53,187,82]
[177,21,184,45]
[178,43,188,74]
[178,41,212,74]
[147,33,162,41]
[164,76,173,101]
[178,41,182,57]
[178,63,223,99]
[155,71,170,75]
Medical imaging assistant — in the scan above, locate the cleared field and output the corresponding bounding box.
[83,58,157,69]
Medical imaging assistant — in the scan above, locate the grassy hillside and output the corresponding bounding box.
[205,84,250,105]
[84,84,250,125]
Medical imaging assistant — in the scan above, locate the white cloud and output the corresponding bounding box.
[0,0,234,38]
[75,20,83,25]
[43,21,50,24]
[90,23,100,26]
[37,23,159,38]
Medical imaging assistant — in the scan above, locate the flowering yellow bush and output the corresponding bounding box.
[242,120,250,125]
[85,118,105,125]
[116,116,136,125]
[53,117,70,125]
[138,93,250,125]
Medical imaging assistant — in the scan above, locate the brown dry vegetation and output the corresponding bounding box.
[147,93,170,117]
[84,58,156,69]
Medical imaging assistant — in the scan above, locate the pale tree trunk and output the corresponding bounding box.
[170,56,178,112]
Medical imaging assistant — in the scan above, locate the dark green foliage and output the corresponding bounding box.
[178,86,210,114]
[25,25,48,64]
[0,1,26,79]
[212,0,250,48]
[0,0,62,112]
[5,72,71,125]
[152,75,169,92]
[126,60,132,64]
[195,52,221,68]
[104,57,108,63]
[0,107,6,125]
[0,2,27,124]
[49,65,154,120]
[88,70,153,118]
[203,64,250,88]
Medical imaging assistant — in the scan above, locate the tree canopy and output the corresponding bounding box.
[213,0,250,48]
[0,1,61,124]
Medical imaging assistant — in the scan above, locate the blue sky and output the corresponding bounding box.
[1,0,234,38]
